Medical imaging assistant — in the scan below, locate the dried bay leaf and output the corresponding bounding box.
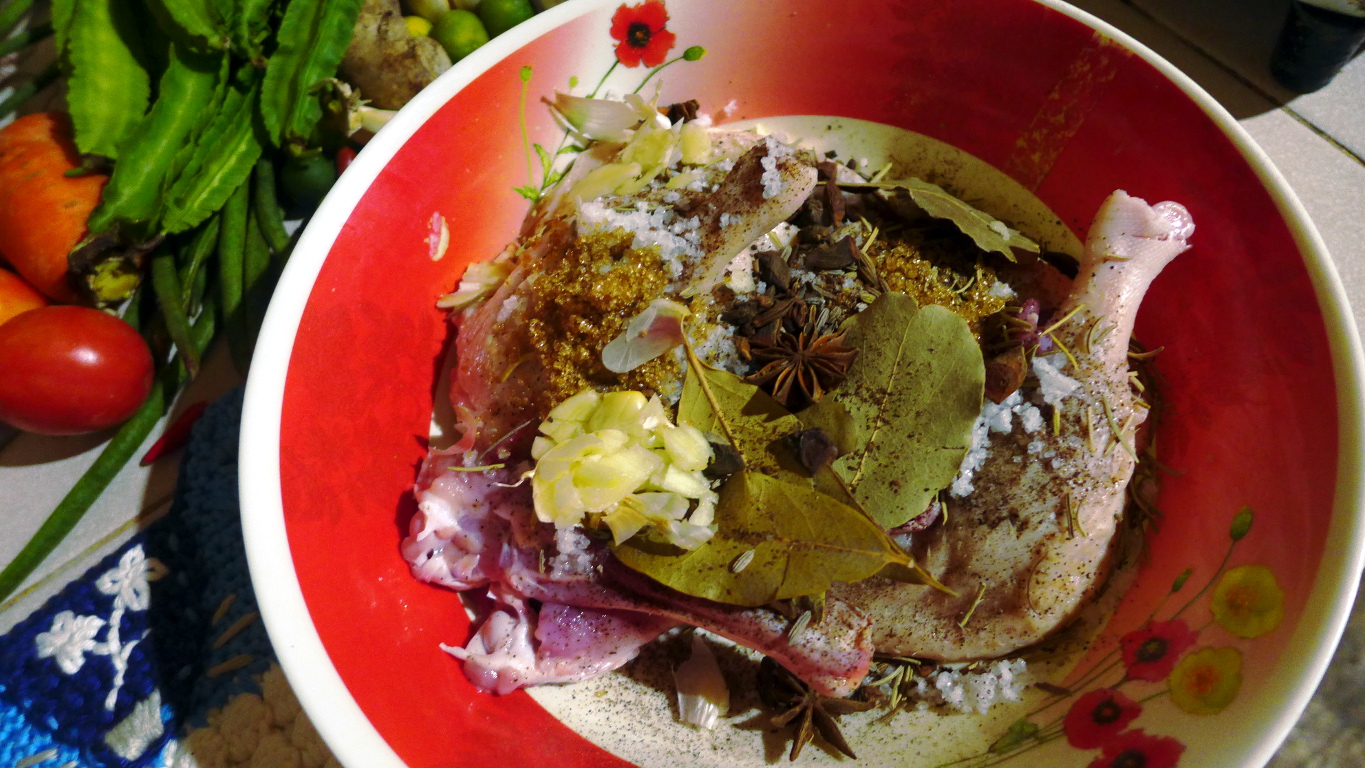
[611,471,919,607]
[679,360,805,481]
[803,293,983,529]
[842,178,1040,260]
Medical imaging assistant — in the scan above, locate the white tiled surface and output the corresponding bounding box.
[1,0,1363,765]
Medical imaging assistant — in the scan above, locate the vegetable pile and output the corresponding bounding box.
[0,0,561,602]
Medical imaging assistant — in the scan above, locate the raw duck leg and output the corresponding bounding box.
[832,190,1194,660]
[407,462,873,697]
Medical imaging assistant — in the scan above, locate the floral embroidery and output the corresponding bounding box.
[1086,729,1185,768]
[1063,689,1142,749]
[31,544,164,709]
[1119,619,1197,682]
[1167,646,1242,715]
[609,0,676,68]
[97,545,156,612]
[35,610,106,674]
[1211,564,1284,638]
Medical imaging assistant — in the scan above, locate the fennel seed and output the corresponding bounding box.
[731,549,756,573]
[789,610,813,643]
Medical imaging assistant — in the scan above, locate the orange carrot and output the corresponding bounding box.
[0,268,48,326]
[0,113,108,304]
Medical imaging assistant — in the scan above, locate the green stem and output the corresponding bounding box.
[1171,539,1236,620]
[632,54,685,94]
[0,382,167,603]
[150,247,201,378]
[587,59,617,98]
[519,68,534,198]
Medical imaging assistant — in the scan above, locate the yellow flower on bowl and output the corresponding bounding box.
[1212,564,1284,638]
[1168,646,1242,715]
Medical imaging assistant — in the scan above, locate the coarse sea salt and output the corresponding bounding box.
[578,198,701,279]
[1033,354,1081,407]
[988,280,1016,299]
[898,659,1030,715]
[759,135,793,199]
[727,248,756,293]
[950,391,1021,498]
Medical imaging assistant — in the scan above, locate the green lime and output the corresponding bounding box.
[404,15,433,37]
[279,153,338,210]
[431,9,490,61]
[477,0,534,37]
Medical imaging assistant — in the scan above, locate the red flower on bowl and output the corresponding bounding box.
[1120,619,1198,682]
[610,0,677,67]
[1064,688,1142,750]
[1086,729,1186,768]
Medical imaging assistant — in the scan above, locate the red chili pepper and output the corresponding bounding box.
[336,146,357,175]
[139,401,208,466]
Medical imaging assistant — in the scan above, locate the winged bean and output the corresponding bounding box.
[260,0,363,150]
[87,43,224,237]
[50,0,73,56]
[252,159,291,254]
[160,70,264,235]
[232,0,276,63]
[150,247,200,377]
[65,0,152,159]
[177,215,220,308]
[150,0,230,50]
[217,181,251,373]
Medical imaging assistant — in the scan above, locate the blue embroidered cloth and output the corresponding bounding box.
[0,389,336,768]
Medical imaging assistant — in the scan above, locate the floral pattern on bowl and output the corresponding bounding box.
[237,0,1363,766]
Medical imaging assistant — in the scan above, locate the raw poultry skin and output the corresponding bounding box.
[406,134,882,697]
[833,190,1194,660]
[411,110,1194,694]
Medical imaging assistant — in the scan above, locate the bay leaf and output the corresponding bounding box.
[612,471,916,607]
[679,361,805,481]
[847,178,1039,260]
[803,293,983,529]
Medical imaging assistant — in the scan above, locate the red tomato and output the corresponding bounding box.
[0,306,154,435]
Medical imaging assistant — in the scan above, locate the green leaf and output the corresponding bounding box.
[802,293,983,529]
[1171,566,1193,593]
[260,0,363,150]
[534,142,553,176]
[1230,506,1253,541]
[611,471,916,607]
[144,0,231,51]
[65,0,152,159]
[882,178,1039,261]
[989,718,1040,754]
[160,69,264,235]
[679,362,805,480]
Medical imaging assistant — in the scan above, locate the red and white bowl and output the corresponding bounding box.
[239,1,1365,766]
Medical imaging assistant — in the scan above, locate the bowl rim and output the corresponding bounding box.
[237,1,1365,766]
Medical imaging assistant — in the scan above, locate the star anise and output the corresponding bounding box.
[745,320,857,411]
[758,657,875,761]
